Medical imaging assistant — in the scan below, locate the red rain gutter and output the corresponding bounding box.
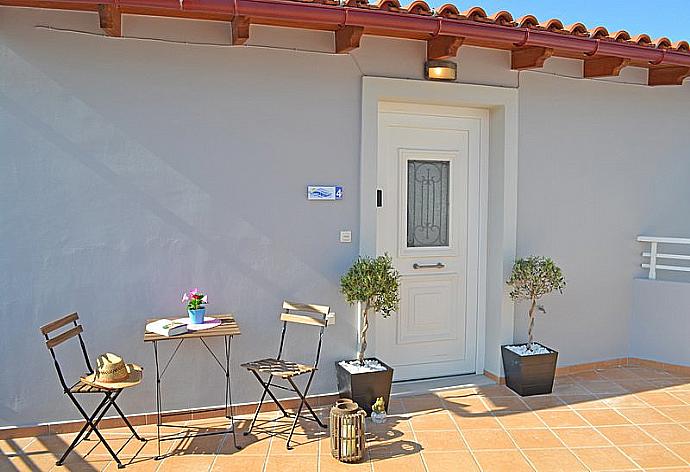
[3,0,690,68]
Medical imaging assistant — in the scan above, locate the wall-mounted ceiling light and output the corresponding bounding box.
[424,60,457,81]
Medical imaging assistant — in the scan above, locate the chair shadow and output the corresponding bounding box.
[1,434,100,472]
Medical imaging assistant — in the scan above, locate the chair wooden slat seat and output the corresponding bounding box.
[69,379,113,394]
[241,358,315,378]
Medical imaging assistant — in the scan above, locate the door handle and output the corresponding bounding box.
[412,262,445,269]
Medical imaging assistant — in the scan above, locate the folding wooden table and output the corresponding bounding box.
[143,314,241,459]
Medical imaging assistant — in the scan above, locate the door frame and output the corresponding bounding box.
[359,76,519,378]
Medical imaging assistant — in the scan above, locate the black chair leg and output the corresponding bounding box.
[58,392,125,469]
[244,371,290,436]
[110,396,145,442]
[57,395,111,466]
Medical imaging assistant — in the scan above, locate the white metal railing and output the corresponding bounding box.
[638,236,690,279]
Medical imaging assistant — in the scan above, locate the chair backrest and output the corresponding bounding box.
[40,312,92,392]
[277,301,330,368]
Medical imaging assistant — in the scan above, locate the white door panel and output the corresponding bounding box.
[375,105,484,381]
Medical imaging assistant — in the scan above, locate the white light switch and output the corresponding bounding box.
[340,231,352,243]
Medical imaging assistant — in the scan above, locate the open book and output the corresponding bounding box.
[146,319,188,337]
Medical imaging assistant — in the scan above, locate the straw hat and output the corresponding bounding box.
[81,353,143,390]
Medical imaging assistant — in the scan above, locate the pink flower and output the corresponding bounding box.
[190,288,199,296]
[201,295,208,304]
[182,293,189,303]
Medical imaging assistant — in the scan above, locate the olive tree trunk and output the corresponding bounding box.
[527,298,537,351]
[357,301,370,365]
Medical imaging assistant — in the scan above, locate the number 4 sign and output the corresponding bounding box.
[307,186,343,201]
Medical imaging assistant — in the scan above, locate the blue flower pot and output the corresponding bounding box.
[188,307,206,324]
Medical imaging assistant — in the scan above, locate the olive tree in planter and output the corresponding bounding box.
[502,256,566,396]
[336,254,399,415]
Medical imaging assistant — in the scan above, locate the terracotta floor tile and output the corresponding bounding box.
[666,442,690,462]
[422,450,479,472]
[598,367,645,381]
[265,452,318,472]
[370,453,425,472]
[670,391,690,403]
[408,412,455,431]
[616,407,673,425]
[367,437,421,460]
[536,410,588,428]
[578,409,631,426]
[319,453,371,471]
[552,383,590,396]
[482,396,530,412]
[619,444,687,468]
[642,423,690,443]
[157,454,214,471]
[269,434,321,455]
[522,395,569,411]
[637,392,687,407]
[567,398,610,410]
[401,394,444,414]
[568,371,608,382]
[522,448,587,471]
[601,394,647,408]
[103,457,160,471]
[412,430,465,451]
[211,454,267,471]
[495,411,546,429]
[217,431,271,456]
[475,385,518,398]
[658,406,690,423]
[508,428,563,449]
[462,429,516,450]
[552,427,610,447]
[472,449,534,472]
[613,380,656,393]
[449,412,502,429]
[596,425,656,445]
[580,381,627,395]
[443,396,490,414]
[571,446,638,471]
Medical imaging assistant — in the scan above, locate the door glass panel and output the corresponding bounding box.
[407,160,450,247]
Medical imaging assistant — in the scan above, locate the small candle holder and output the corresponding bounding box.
[330,399,366,463]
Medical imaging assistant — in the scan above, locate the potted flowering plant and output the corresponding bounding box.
[502,256,566,396]
[182,288,208,325]
[337,254,399,415]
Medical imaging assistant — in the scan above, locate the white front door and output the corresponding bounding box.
[375,103,486,381]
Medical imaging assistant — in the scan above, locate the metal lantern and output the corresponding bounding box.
[330,399,366,463]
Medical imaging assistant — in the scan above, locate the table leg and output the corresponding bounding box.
[225,335,240,449]
[153,340,162,460]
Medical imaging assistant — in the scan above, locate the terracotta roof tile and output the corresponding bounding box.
[517,14,540,29]
[434,3,461,19]
[462,6,489,22]
[405,0,432,16]
[653,37,673,49]
[590,26,610,39]
[540,18,565,33]
[611,30,631,42]
[631,33,652,46]
[488,10,515,27]
[565,22,589,36]
[323,1,690,55]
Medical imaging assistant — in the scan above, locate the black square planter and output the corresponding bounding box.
[501,344,558,396]
[335,358,393,416]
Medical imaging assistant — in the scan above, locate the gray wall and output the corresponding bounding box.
[514,72,690,367]
[630,278,690,367]
[2,7,690,426]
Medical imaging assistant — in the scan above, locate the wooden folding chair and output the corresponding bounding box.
[241,301,329,449]
[41,312,145,469]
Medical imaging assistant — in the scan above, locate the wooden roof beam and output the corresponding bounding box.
[427,35,464,60]
[335,25,364,54]
[231,15,251,45]
[648,66,690,86]
[584,56,630,78]
[511,46,553,70]
[98,4,121,37]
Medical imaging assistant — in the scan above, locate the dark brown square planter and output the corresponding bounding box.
[501,344,558,396]
[335,358,393,416]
